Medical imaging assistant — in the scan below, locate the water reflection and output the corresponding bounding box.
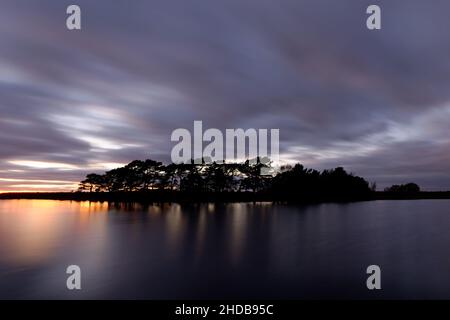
[2,199,450,299]
[227,204,248,266]
[164,204,185,258]
[0,200,68,266]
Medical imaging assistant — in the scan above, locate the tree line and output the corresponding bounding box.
[78,159,377,200]
[384,183,420,194]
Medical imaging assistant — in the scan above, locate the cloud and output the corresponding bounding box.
[1,0,450,190]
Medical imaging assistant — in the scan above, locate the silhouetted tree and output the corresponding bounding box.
[159,163,178,190]
[78,158,373,201]
[78,173,105,192]
[385,183,420,194]
[270,164,370,200]
[239,158,268,192]
[180,163,205,192]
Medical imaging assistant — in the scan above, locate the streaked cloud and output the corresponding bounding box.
[8,161,79,170]
[1,0,450,191]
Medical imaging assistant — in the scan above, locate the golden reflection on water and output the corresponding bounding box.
[0,200,262,269]
[0,200,67,266]
[78,201,109,213]
[0,200,110,266]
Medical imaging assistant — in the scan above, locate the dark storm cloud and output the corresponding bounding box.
[1,0,450,190]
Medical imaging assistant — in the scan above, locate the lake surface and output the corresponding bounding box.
[1,199,450,299]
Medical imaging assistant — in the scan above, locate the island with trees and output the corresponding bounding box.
[1,158,449,203]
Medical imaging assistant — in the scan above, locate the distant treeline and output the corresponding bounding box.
[77,159,377,202]
[384,183,420,194]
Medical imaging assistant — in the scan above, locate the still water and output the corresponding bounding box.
[0,199,450,299]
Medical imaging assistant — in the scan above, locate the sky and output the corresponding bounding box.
[1,0,450,192]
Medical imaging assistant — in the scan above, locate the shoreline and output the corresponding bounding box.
[0,191,449,203]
